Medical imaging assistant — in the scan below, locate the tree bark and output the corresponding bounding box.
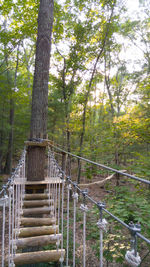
[27,0,54,181]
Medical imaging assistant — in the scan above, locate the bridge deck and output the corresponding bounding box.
[14,177,63,185]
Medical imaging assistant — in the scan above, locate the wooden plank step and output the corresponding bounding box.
[23,199,54,207]
[16,225,58,237]
[15,234,62,249]
[10,249,65,265]
[23,206,54,216]
[14,225,58,238]
[24,193,49,200]
[20,217,56,227]
[15,178,62,185]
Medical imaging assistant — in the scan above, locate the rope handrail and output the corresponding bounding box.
[50,143,150,185]
[49,150,148,266]
[66,177,150,246]
[0,148,26,197]
[50,155,149,246]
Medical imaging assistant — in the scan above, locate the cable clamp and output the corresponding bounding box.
[80,203,88,212]
[97,218,108,232]
[125,250,141,267]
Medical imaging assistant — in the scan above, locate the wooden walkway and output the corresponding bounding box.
[11,181,65,266]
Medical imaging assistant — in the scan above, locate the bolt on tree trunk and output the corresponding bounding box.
[27,0,54,181]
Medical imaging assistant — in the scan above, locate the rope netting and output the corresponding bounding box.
[0,144,150,267]
[0,149,26,267]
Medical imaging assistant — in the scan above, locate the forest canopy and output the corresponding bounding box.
[0,0,149,177]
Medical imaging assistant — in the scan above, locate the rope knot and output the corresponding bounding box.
[97,218,108,232]
[125,250,141,267]
[72,192,78,201]
[56,239,60,247]
[8,186,13,193]
[67,184,72,190]
[10,261,15,267]
[20,210,23,216]
[59,255,64,263]
[80,204,88,212]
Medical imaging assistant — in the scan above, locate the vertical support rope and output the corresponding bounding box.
[80,190,88,267]
[60,174,65,266]
[47,148,50,178]
[100,227,103,267]
[8,186,12,267]
[66,183,72,266]
[47,150,51,216]
[55,168,58,224]
[54,163,57,235]
[80,204,88,267]
[97,202,107,267]
[15,182,17,241]
[12,183,15,264]
[72,189,78,267]
[58,174,61,233]
[2,191,8,267]
[54,164,57,223]
[18,178,20,232]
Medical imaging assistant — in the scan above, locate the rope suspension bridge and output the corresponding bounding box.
[0,140,150,267]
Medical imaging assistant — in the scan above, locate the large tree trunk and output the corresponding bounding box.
[27,0,54,181]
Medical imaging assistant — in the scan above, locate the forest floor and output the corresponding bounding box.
[65,174,124,267]
[66,172,150,267]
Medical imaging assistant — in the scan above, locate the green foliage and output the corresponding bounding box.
[85,182,150,265]
[105,185,150,238]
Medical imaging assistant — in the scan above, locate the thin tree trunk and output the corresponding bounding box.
[77,4,115,184]
[23,43,33,103]
[4,98,14,174]
[0,103,5,173]
[66,121,71,176]
[4,43,19,174]
[27,0,54,181]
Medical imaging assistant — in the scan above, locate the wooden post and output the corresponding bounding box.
[27,145,46,181]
